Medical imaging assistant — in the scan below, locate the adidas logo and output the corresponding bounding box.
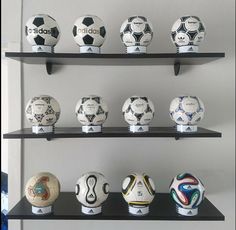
[37,47,43,51]
[188,47,194,51]
[137,181,143,187]
[88,127,94,132]
[186,127,192,131]
[138,127,143,131]
[135,47,140,51]
[37,209,43,214]
[89,194,94,198]
[87,47,93,52]
[39,127,44,132]
[188,210,192,215]
[137,209,143,214]
[187,185,192,189]
[88,209,94,214]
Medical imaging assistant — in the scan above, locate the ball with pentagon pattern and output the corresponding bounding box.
[25,14,60,53]
[73,15,106,53]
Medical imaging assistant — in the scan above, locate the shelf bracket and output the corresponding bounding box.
[46,62,53,75]
[174,62,181,76]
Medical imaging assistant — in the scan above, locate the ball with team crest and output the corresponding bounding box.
[72,15,106,53]
[120,16,153,53]
[122,96,154,132]
[25,95,60,133]
[122,172,155,215]
[25,14,60,53]
[75,95,108,132]
[169,95,205,132]
[169,173,205,216]
[171,16,206,53]
[75,172,109,215]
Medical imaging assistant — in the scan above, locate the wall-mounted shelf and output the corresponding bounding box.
[5,52,225,76]
[8,192,224,221]
[3,127,222,141]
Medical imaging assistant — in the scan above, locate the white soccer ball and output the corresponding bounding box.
[122,172,155,207]
[120,16,153,53]
[122,96,155,126]
[171,16,206,53]
[25,14,60,52]
[25,95,61,127]
[73,15,106,52]
[75,172,110,208]
[75,95,108,126]
[169,96,205,125]
[25,172,60,207]
[169,173,205,214]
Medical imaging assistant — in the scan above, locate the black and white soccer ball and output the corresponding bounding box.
[171,16,206,53]
[122,96,155,126]
[25,95,61,126]
[25,14,60,53]
[75,95,108,126]
[73,15,106,53]
[120,16,153,53]
[75,172,109,208]
[169,96,205,125]
[122,172,155,207]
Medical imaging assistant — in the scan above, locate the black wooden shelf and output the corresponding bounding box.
[3,127,222,141]
[8,192,224,221]
[5,52,225,75]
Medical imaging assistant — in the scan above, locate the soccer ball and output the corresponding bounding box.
[25,172,60,214]
[75,95,108,133]
[122,172,155,215]
[73,15,106,53]
[25,14,60,53]
[171,16,206,53]
[169,96,205,132]
[25,95,61,133]
[75,172,109,215]
[122,96,154,132]
[120,16,153,53]
[169,173,205,216]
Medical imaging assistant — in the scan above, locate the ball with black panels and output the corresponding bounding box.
[171,16,206,53]
[73,15,106,53]
[25,95,61,134]
[25,172,60,215]
[169,95,205,132]
[75,172,110,215]
[122,96,155,132]
[75,95,108,133]
[169,173,205,216]
[25,14,60,53]
[122,172,156,216]
[120,16,153,54]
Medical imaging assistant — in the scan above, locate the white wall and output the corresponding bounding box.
[3,0,235,229]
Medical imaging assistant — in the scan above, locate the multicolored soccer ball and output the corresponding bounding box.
[171,16,206,53]
[25,14,60,53]
[169,173,205,216]
[120,16,153,53]
[122,96,155,127]
[75,95,108,126]
[169,96,204,132]
[122,173,155,208]
[25,95,60,132]
[73,15,106,53]
[25,172,60,208]
[75,172,109,208]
